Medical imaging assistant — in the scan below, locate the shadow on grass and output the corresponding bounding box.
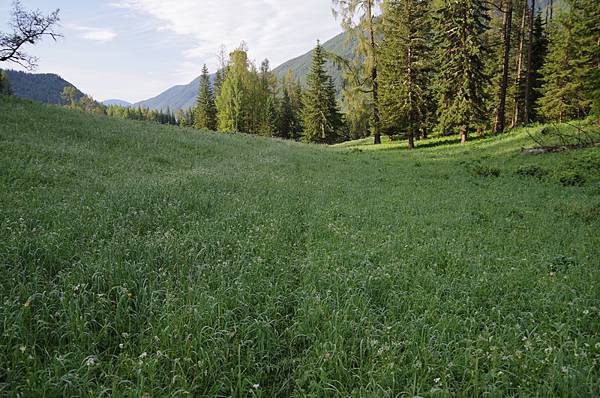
[374,134,491,152]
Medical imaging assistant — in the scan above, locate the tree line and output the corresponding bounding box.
[192,0,598,147]
[2,0,597,148]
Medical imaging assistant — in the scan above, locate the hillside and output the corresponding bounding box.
[134,30,352,111]
[3,70,84,105]
[102,99,132,107]
[1,96,599,396]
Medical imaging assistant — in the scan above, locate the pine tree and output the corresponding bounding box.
[573,0,600,116]
[493,0,514,133]
[526,12,548,122]
[278,88,294,139]
[537,1,593,121]
[434,0,490,143]
[302,41,342,143]
[194,64,217,130]
[380,0,433,150]
[282,70,304,139]
[260,94,279,136]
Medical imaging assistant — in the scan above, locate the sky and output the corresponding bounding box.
[0,0,343,103]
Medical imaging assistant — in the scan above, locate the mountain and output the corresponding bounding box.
[4,70,84,105]
[134,30,353,111]
[102,99,132,107]
[133,75,202,111]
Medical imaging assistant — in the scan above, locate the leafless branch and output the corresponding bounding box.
[0,1,61,70]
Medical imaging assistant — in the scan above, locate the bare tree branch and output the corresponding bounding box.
[0,1,61,70]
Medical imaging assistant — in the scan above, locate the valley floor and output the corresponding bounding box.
[1,97,599,396]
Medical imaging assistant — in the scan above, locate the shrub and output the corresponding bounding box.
[554,170,586,186]
[515,165,548,179]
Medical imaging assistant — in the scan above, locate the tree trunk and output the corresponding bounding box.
[367,0,382,145]
[511,0,528,128]
[494,0,513,134]
[408,134,415,150]
[461,127,468,144]
[523,0,535,123]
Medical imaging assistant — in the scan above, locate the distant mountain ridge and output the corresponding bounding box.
[134,30,353,111]
[102,99,132,107]
[4,70,84,105]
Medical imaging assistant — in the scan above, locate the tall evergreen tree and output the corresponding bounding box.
[380,0,433,150]
[493,0,514,133]
[278,87,294,139]
[523,0,536,122]
[537,0,594,121]
[526,12,548,122]
[302,41,342,143]
[573,0,600,116]
[194,64,217,130]
[434,0,490,143]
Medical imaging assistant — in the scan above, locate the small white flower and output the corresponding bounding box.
[583,310,589,315]
[561,366,568,374]
[19,345,26,353]
[434,377,441,384]
[119,343,124,349]
[252,384,260,390]
[84,355,98,367]
[139,352,147,359]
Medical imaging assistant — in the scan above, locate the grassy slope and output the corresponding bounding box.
[1,96,599,397]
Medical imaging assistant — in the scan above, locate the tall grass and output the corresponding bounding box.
[1,96,599,396]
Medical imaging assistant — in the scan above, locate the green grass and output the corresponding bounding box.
[1,96,599,397]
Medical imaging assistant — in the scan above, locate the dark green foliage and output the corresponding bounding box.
[380,0,433,149]
[4,70,83,105]
[515,164,549,179]
[555,169,586,186]
[434,0,490,141]
[194,65,217,130]
[527,13,549,122]
[277,88,294,139]
[537,0,598,121]
[302,42,343,143]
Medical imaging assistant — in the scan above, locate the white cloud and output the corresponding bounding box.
[68,25,118,43]
[109,0,342,70]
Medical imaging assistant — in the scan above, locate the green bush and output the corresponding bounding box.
[515,165,548,179]
[555,170,586,186]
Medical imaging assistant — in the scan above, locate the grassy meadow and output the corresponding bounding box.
[1,96,599,396]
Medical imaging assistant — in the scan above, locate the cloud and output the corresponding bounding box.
[108,0,342,69]
[68,25,118,43]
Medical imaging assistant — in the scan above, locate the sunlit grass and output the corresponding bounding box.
[1,96,599,396]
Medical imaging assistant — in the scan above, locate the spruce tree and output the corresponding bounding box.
[278,88,294,139]
[526,12,548,122]
[434,0,490,143]
[380,0,432,150]
[194,64,217,130]
[537,1,593,121]
[573,0,600,116]
[302,41,342,143]
[493,0,514,133]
